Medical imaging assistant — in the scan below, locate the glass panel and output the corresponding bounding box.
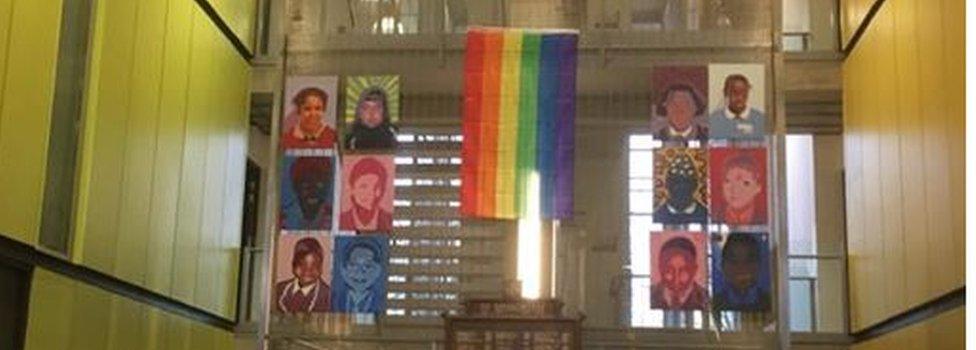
[39,0,95,255]
[789,279,813,332]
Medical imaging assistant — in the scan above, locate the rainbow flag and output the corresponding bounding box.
[460,27,577,220]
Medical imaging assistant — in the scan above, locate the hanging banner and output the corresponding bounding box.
[460,27,578,220]
[339,154,396,232]
[707,64,766,140]
[279,155,335,232]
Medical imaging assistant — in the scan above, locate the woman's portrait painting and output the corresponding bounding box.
[650,65,709,143]
[282,76,339,151]
[709,147,767,226]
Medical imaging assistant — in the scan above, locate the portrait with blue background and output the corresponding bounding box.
[330,235,388,314]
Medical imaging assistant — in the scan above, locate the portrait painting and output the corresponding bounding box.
[653,147,708,225]
[709,147,767,226]
[650,231,708,310]
[707,64,766,140]
[344,75,400,150]
[280,155,335,232]
[650,65,709,143]
[274,235,333,314]
[330,235,389,314]
[711,232,771,312]
[282,76,339,150]
[339,155,395,232]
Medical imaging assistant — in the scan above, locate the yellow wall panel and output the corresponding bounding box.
[24,269,237,350]
[68,282,111,349]
[206,0,258,52]
[889,0,930,310]
[844,0,964,333]
[76,0,138,272]
[0,0,62,245]
[0,0,12,130]
[852,307,964,350]
[23,269,74,350]
[114,0,168,286]
[146,0,194,296]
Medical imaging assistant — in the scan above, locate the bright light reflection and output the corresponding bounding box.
[518,172,541,299]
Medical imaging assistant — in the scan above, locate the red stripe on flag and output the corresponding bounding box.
[460,30,486,217]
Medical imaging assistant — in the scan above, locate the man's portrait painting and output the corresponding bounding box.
[709,147,767,226]
[339,155,395,232]
[711,232,772,311]
[280,155,335,232]
[650,231,708,310]
[653,148,708,225]
[650,65,709,143]
[344,76,400,150]
[330,235,389,314]
[282,76,339,150]
[274,235,333,314]
[707,64,766,140]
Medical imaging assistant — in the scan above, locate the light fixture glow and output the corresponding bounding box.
[517,172,541,299]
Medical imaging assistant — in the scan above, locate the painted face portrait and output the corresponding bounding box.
[281,156,334,231]
[340,155,395,232]
[352,173,382,210]
[331,235,389,314]
[722,163,761,210]
[660,245,696,294]
[297,92,326,134]
[274,235,332,314]
[650,231,707,310]
[292,158,332,222]
[664,89,697,130]
[293,241,324,286]
[281,77,338,150]
[666,170,698,209]
[357,95,386,129]
[725,76,751,116]
[712,232,771,311]
[709,147,767,225]
[341,245,383,291]
[723,239,760,292]
[344,76,399,150]
[653,148,708,225]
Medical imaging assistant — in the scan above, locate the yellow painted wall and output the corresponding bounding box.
[842,0,964,332]
[0,0,63,245]
[205,0,258,52]
[0,0,250,342]
[74,0,250,319]
[23,268,236,350]
[840,0,879,47]
[851,306,965,350]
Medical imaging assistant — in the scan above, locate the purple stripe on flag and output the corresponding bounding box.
[552,34,577,219]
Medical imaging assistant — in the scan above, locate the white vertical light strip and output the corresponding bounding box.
[518,172,542,299]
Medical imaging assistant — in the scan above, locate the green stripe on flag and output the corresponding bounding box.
[515,33,541,216]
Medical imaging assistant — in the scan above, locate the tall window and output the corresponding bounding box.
[627,134,823,331]
[385,131,504,319]
[39,0,95,255]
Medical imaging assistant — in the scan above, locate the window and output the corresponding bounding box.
[39,0,95,255]
[385,131,504,319]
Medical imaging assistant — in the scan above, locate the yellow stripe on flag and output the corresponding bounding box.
[495,30,523,219]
